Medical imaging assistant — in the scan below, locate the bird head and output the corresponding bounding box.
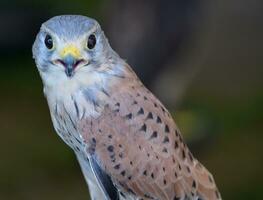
[32,15,121,90]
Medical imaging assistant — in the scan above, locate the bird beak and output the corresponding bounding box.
[62,55,78,77]
[58,45,85,77]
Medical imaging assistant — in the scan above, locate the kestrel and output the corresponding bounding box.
[32,15,221,200]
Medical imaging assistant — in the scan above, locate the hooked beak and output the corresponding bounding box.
[58,55,85,77]
[56,45,87,77]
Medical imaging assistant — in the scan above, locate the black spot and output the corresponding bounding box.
[136,93,141,97]
[143,170,147,176]
[192,180,196,188]
[163,179,167,185]
[163,136,170,143]
[163,167,166,172]
[156,116,162,123]
[187,166,191,173]
[174,141,179,149]
[137,107,144,115]
[150,131,158,139]
[101,88,110,97]
[107,145,114,152]
[182,150,186,159]
[128,176,132,180]
[121,170,126,176]
[89,146,96,154]
[147,153,150,157]
[151,173,155,179]
[92,138,96,144]
[174,172,177,178]
[114,109,120,112]
[128,188,136,195]
[144,96,148,100]
[120,192,126,198]
[73,100,79,118]
[144,194,154,199]
[119,144,123,148]
[115,102,120,107]
[173,196,180,200]
[139,145,142,150]
[119,182,125,187]
[130,161,133,165]
[188,152,194,162]
[175,130,179,137]
[125,113,132,119]
[162,147,168,153]
[165,124,170,133]
[110,154,115,160]
[108,135,112,139]
[139,124,147,132]
[178,164,182,170]
[154,103,158,107]
[132,100,138,105]
[74,136,81,144]
[113,164,120,171]
[146,112,153,119]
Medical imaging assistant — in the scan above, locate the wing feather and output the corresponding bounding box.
[89,155,119,200]
[79,80,221,200]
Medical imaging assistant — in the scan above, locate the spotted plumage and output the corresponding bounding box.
[78,76,220,200]
[33,15,221,200]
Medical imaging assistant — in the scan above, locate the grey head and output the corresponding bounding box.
[43,15,97,40]
[32,15,121,86]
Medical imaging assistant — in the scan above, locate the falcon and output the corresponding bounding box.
[32,15,221,200]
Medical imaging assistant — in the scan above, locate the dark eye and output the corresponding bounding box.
[87,34,96,49]
[44,34,53,49]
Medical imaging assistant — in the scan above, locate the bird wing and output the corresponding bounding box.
[88,155,120,200]
[78,81,221,200]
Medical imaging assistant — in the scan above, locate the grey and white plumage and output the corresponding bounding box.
[32,15,221,200]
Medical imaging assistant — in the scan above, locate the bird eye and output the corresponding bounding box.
[44,34,53,49]
[87,34,96,49]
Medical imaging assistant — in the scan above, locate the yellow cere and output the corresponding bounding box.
[60,45,81,58]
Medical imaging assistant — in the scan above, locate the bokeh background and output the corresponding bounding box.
[0,0,262,199]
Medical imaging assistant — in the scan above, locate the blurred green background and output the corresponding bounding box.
[0,0,262,199]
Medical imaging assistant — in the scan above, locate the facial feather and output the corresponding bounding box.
[32,15,126,115]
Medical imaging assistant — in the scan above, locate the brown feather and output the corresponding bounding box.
[78,71,221,200]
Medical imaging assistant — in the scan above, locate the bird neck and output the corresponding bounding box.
[43,59,134,120]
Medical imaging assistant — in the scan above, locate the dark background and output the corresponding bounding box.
[0,0,262,199]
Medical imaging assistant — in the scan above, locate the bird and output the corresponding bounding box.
[32,15,221,200]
